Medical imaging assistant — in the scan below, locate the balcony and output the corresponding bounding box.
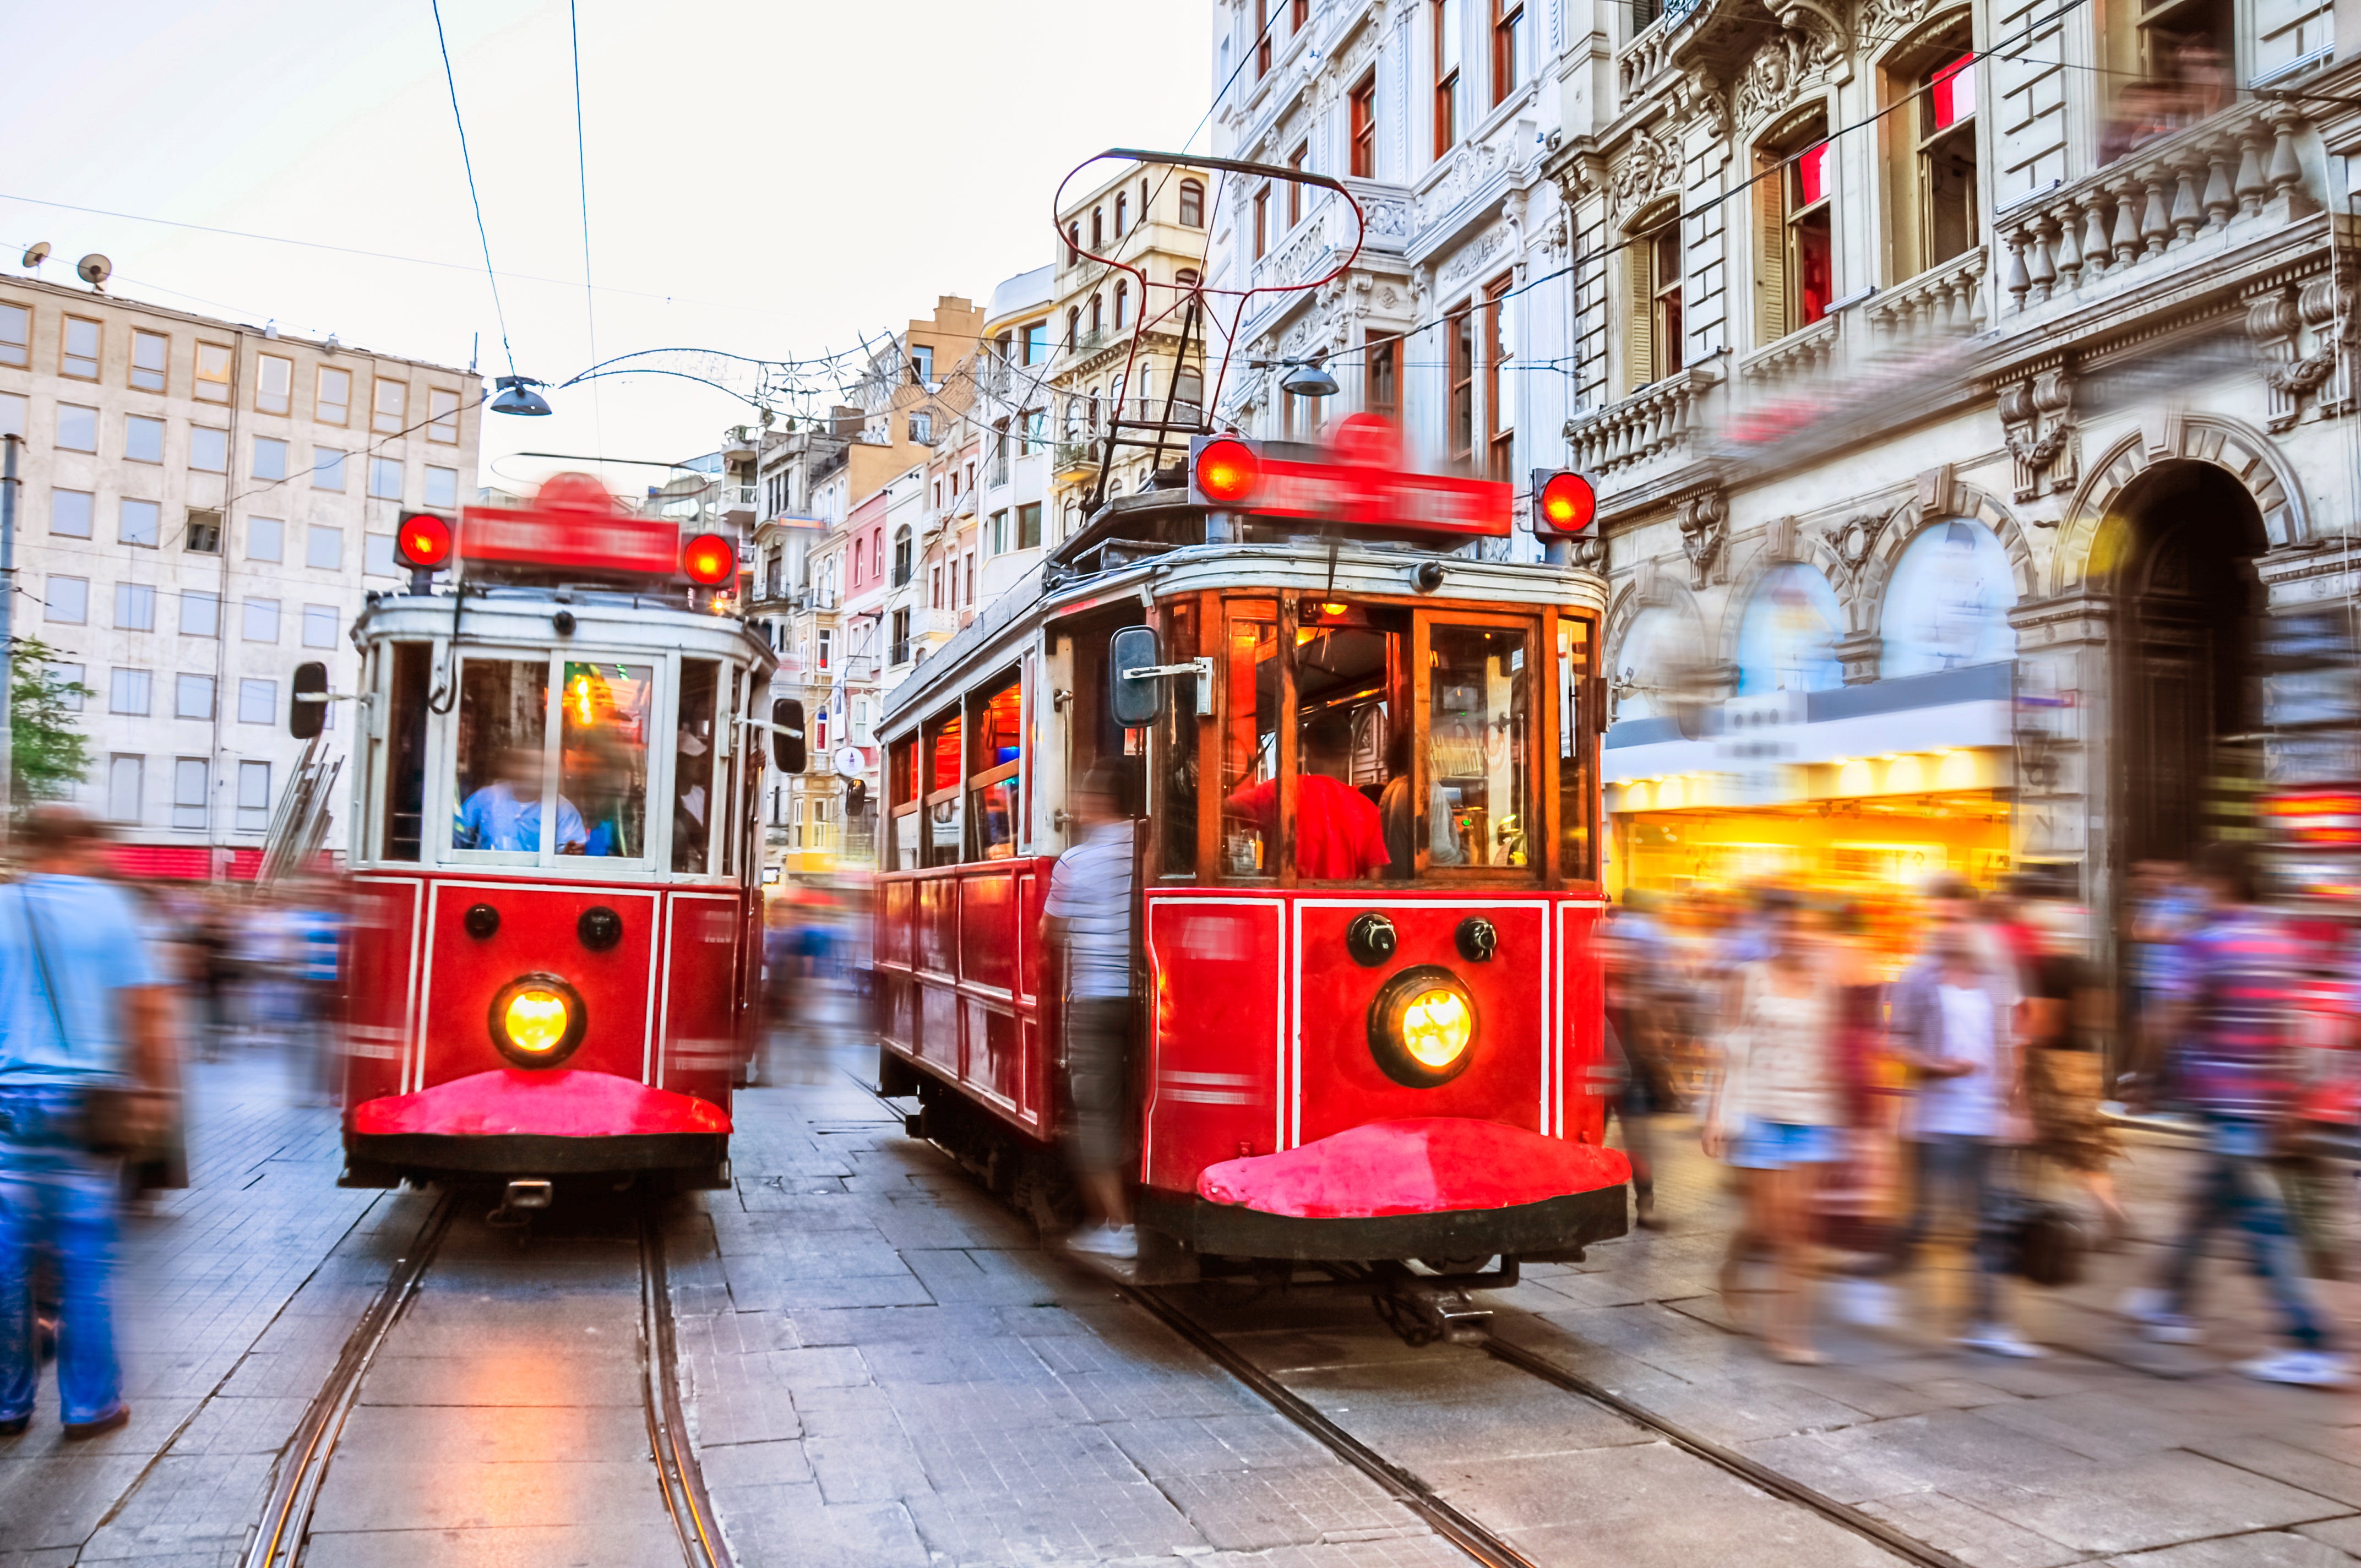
[1053,439,1099,478]
[1866,246,1991,341]
[1994,100,2316,324]
[915,606,959,639]
[889,639,912,668]
[1563,363,1718,477]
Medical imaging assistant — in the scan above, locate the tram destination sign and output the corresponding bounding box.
[1190,427,1513,538]
[458,473,682,578]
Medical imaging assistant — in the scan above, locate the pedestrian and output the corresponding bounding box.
[0,807,178,1439]
[1043,764,1139,1262]
[2018,882,2129,1244]
[1704,888,1844,1364]
[2126,841,2349,1386]
[1890,878,2043,1359]
[2126,858,2200,1105]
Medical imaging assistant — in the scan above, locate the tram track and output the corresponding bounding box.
[237,1188,731,1568]
[1129,1284,1972,1568]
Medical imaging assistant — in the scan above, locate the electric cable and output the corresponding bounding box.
[568,0,605,454]
[430,0,519,378]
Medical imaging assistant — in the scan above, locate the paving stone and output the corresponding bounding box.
[1276,1353,1657,1468]
[1738,1407,2096,1505]
[301,1522,687,1568]
[902,1478,1207,1563]
[2298,1517,2361,1555]
[305,1457,665,1533]
[1948,1450,2347,1557]
[698,1436,815,1488]
[1152,1463,1416,1550]
[906,1419,1144,1497]
[1855,1489,2086,1568]
[74,1452,276,1559]
[2191,1434,2361,1509]
[1101,1413,1336,1477]
[2102,1531,2359,1566]
[707,1483,930,1568]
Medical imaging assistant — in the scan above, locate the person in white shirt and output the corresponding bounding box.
[1043,765,1138,1261]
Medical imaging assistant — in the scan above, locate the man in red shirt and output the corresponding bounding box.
[1223,772,1390,880]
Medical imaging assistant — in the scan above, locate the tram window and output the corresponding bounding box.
[1558,616,1597,881]
[673,660,719,872]
[1293,601,1405,883]
[721,668,745,878]
[969,674,1022,859]
[1157,600,1199,877]
[560,660,654,858]
[923,707,962,868]
[1427,624,1532,869]
[451,659,564,855]
[889,736,920,871]
[380,641,431,862]
[1217,601,1281,876]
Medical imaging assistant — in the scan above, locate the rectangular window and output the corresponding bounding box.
[1256,0,1272,76]
[62,317,100,380]
[303,603,339,648]
[673,660,719,871]
[558,658,656,860]
[237,760,272,833]
[1366,333,1399,420]
[253,437,288,481]
[1351,75,1378,177]
[1024,322,1049,364]
[181,590,220,639]
[120,498,160,549]
[1018,502,1042,549]
[248,517,285,562]
[1917,51,1979,273]
[967,674,1023,861]
[1428,622,1533,869]
[1758,115,1833,344]
[195,342,233,402]
[173,758,209,830]
[1434,0,1464,159]
[257,353,293,415]
[186,509,223,553]
[132,329,168,393]
[51,663,85,713]
[988,509,1007,553]
[364,533,398,577]
[1448,303,1475,461]
[46,575,88,625]
[373,378,407,434]
[307,524,344,570]
[238,677,276,725]
[175,674,215,721]
[1492,0,1525,105]
[1288,143,1308,227]
[316,365,351,425]
[56,404,96,451]
[369,456,403,500]
[51,489,93,538]
[0,391,22,438]
[1484,273,1515,482]
[191,426,228,472]
[116,582,157,630]
[111,669,153,717]
[1253,187,1269,259]
[450,659,553,855]
[109,755,144,824]
[126,414,165,464]
[1220,601,1282,876]
[244,598,281,643]
[424,465,458,508]
[427,388,461,443]
[0,301,26,367]
[312,447,346,491]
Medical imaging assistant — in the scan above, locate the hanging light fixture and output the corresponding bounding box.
[490,375,553,416]
[1280,357,1340,399]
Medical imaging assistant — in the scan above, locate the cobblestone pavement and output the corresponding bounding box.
[10,1014,2361,1567]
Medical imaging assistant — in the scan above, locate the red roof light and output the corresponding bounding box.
[1195,438,1261,506]
[395,511,454,569]
[1536,472,1596,535]
[683,532,736,586]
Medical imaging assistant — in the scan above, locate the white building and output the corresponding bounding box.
[975,265,1057,606]
[0,275,480,873]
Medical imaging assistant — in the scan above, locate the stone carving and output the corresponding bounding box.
[1415,141,1505,233]
[1611,126,1679,217]
[1439,226,1511,291]
[1831,511,1884,574]
[1570,531,1608,573]
[2246,275,2353,431]
[1733,3,1850,130]
[1680,71,1730,142]
[1857,0,1936,48]
[1677,488,1728,586]
[1775,0,1848,68]
[1998,369,2076,503]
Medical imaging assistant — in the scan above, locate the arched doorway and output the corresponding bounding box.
[2110,460,2268,871]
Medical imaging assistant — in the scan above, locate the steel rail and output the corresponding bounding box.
[1128,1287,1542,1568]
[241,1191,458,1568]
[640,1200,736,1568]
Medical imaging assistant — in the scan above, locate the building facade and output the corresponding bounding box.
[0,275,479,871]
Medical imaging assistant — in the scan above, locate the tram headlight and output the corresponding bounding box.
[488,974,587,1068]
[1367,966,1477,1088]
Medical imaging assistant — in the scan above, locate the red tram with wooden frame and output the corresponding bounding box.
[874,427,1628,1315]
[328,474,782,1194]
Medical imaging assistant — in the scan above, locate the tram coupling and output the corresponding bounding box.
[1367,1259,1517,1347]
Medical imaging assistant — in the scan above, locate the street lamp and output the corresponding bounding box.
[1280,358,1340,399]
[489,375,553,416]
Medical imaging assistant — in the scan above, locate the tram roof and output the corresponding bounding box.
[882,493,1604,730]
[352,582,777,669]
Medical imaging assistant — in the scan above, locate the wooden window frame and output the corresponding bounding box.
[1492,0,1525,107]
[1412,607,1547,885]
[1446,301,1476,463]
[1916,50,1979,274]
[255,352,294,416]
[1433,0,1461,159]
[1755,108,1833,346]
[315,364,352,427]
[1179,179,1205,227]
[1288,143,1308,226]
[1116,191,1128,236]
[60,315,101,382]
[1350,75,1378,178]
[1256,0,1272,77]
[1483,272,1515,482]
[0,301,28,369]
[194,343,233,405]
[1253,187,1270,259]
[1365,331,1399,421]
[964,670,1024,862]
[373,377,409,435]
[130,329,169,394]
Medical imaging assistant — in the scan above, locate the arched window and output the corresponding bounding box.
[1735,564,1843,694]
[1176,267,1201,293]
[1881,519,2016,677]
[1179,179,1205,227]
[1115,193,1129,235]
[1066,307,1080,347]
[892,525,913,586]
[1114,280,1129,328]
[1066,222,1081,265]
[1089,293,1103,335]
[1092,206,1105,247]
[1611,606,1693,722]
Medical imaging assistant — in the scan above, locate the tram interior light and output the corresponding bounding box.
[683,532,735,586]
[1192,437,1260,507]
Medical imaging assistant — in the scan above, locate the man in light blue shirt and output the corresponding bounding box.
[0,807,173,1439]
[454,745,586,853]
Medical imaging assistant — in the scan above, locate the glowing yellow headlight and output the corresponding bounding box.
[503,989,572,1055]
[1399,987,1473,1069]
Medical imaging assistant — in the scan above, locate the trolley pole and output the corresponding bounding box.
[0,432,18,852]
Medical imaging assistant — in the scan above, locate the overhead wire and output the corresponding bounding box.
[568,0,605,453]
[429,0,519,378]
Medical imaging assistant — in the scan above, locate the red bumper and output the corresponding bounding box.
[349,1069,730,1176]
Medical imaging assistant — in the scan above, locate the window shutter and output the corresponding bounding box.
[1626,243,1655,393]
[1756,155,1788,346]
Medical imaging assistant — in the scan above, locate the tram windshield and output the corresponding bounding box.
[451,659,566,856]
[559,661,655,858]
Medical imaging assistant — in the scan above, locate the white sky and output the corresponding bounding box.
[3,1,1212,490]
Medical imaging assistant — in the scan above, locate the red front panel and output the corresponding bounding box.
[661,892,744,1100]
[1555,901,1609,1147]
[344,876,423,1106]
[419,880,662,1091]
[877,860,1054,1137]
[1141,897,1287,1190]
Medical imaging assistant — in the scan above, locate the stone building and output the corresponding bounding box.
[0,274,479,872]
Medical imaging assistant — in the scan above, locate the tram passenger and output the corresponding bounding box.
[1379,729,1462,877]
[1046,764,1139,1261]
[454,745,587,854]
[1224,770,1389,880]
[0,808,177,1440]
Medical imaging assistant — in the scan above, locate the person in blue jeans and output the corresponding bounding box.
[1,807,175,1439]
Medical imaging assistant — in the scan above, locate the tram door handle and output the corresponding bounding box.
[1122,657,1215,717]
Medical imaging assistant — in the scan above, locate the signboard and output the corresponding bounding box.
[458,472,679,576]
[1245,458,1513,537]
[834,745,867,778]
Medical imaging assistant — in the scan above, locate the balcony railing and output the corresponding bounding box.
[1052,439,1098,475]
[1563,363,1717,476]
[1867,246,1991,341]
[889,639,912,667]
[1995,101,2314,318]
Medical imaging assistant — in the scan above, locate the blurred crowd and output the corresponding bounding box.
[1605,839,2360,1385]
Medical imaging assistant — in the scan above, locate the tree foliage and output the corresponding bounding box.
[10,636,94,812]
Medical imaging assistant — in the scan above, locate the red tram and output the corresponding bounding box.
[328,473,782,1193]
[875,426,1629,1310]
